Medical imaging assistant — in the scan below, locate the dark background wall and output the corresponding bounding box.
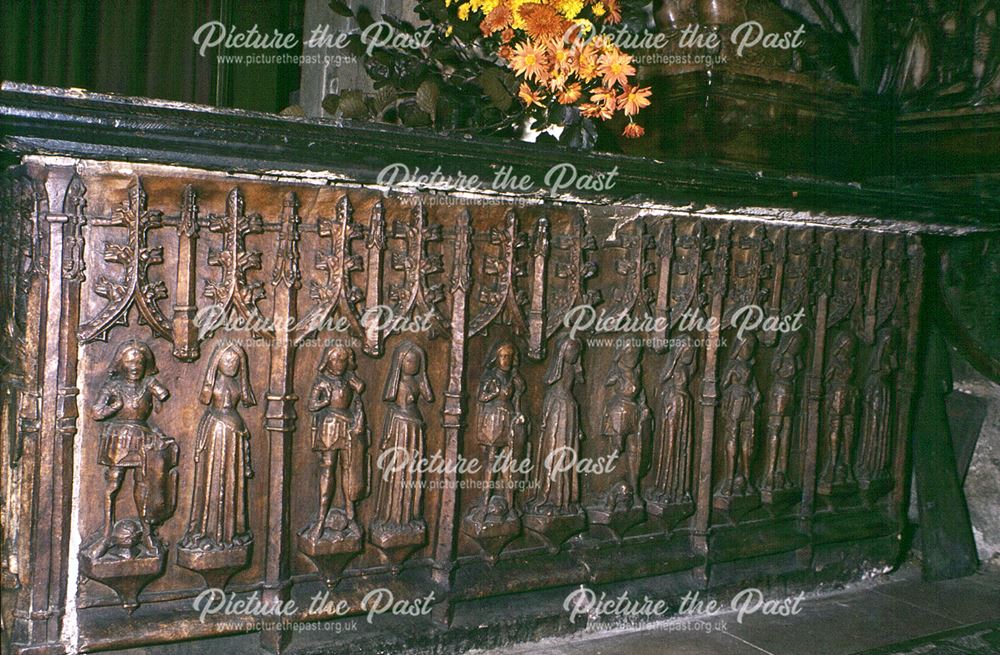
[0,0,304,112]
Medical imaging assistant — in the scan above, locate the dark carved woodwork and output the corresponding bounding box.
[0,86,991,655]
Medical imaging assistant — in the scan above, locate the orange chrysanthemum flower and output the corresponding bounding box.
[519,82,547,107]
[617,84,652,116]
[590,87,617,109]
[604,0,622,23]
[519,3,572,40]
[575,48,599,81]
[623,122,644,138]
[511,41,550,82]
[581,101,613,120]
[547,40,574,74]
[597,49,634,87]
[557,82,583,104]
[481,3,513,35]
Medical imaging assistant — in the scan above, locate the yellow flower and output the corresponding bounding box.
[557,0,585,20]
[446,25,454,36]
[591,2,606,16]
[458,2,472,20]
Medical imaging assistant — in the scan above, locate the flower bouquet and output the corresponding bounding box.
[325,0,651,148]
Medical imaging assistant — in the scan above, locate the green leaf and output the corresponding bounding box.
[369,86,399,113]
[401,106,433,127]
[328,0,353,17]
[356,6,375,29]
[321,93,341,115]
[477,68,513,112]
[338,90,369,119]
[416,79,440,120]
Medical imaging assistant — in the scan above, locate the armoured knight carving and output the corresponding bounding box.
[304,344,368,542]
[589,342,650,534]
[470,341,527,524]
[81,339,179,611]
[87,340,177,559]
[462,341,528,562]
[820,329,857,494]
[761,331,805,499]
[178,341,256,585]
[371,340,434,565]
[715,334,761,502]
[645,334,697,514]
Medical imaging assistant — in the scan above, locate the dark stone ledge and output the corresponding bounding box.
[1,82,998,234]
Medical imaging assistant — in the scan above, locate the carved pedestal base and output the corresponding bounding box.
[370,520,426,572]
[645,499,695,531]
[298,523,363,588]
[760,485,801,509]
[817,480,857,498]
[79,546,166,614]
[713,491,762,521]
[523,508,587,554]
[177,543,251,590]
[857,476,894,506]
[586,502,646,541]
[462,507,521,566]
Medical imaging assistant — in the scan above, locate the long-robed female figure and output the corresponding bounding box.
[527,334,584,514]
[180,342,256,552]
[373,341,434,534]
[646,335,696,506]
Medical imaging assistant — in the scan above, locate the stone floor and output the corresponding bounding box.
[476,565,1000,655]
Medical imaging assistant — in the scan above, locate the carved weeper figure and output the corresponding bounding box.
[715,335,760,505]
[298,344,368,586]
[462,341,527,563]
[80,340,179,612]
[761,332,804,503]
[472,341,527,520]
[819,330,857,494]
[305,345,368,540]
[371,340,433,567]
[645,335,697,517]
[588,343,650,536]
[523,335,587,551]
[178,342,256,587]
[855,328,897,497]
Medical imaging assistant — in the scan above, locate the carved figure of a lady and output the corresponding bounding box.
[526,335,584,514]
[372,341,433,539]
[646,335,696,506]
[180,342,256,552]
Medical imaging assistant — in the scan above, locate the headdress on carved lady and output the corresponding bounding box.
[383,340,433,403]
[660,334,695,383]
[200,340,256,406]
[107,339,158,379]
[544,334,583,385]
